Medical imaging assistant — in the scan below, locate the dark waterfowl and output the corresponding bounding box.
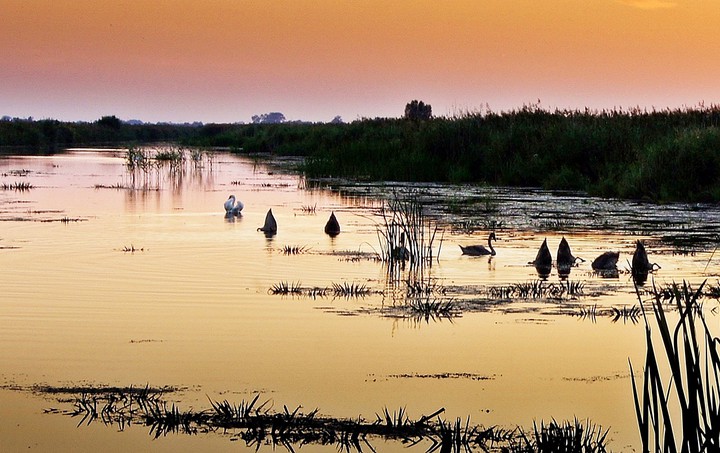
[324,211,340,236]
[632,241,660,274]
[529,238,552,280]
[631,241,660,285]
[556,237,583,268]
[391,232,410,261]
[529,238,552,267]
[257,208,277,236]
[592,251,620,271]
[459,232,497,256]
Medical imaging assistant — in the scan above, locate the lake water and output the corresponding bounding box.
[1,148,719,452]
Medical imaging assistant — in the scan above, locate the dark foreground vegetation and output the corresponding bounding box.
[5,104,720,202]
[35,385,608,452]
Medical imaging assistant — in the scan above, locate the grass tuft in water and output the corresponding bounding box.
[269,281,303,295]
[487,280,585,300]
[282,245,309,255]
[332,282,370,297]
[1,181,33,190]
[514,418,609,452]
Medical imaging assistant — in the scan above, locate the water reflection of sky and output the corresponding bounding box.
[0,148,718,452]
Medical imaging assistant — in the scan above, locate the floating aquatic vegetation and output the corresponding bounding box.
[94,183,128,189]
[121,245,145,253]
[2,169,31,177]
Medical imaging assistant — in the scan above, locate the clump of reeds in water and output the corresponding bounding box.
[300,204,317,213]
[377,194,444,292]
[124,146,208,190]
[514,418,609,452]
[268,281,328,298]
[282,245,309,255]
[1,181,33,191]
[269,281,303,295]
[332,282,370,298]
[487,280,585,300]
[630,280,720,452]
[408,297,456,322]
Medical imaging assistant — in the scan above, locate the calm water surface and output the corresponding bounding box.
[1,149,719,452]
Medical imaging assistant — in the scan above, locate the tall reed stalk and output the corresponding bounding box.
[630,280,720,452]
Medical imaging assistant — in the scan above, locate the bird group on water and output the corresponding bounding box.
[224,195,340,238]
[227,195,661,283]
[461,232,661,282]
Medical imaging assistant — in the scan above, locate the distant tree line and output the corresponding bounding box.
[0,115,197,152]
[183,103,720,203]
[5,103,720,202]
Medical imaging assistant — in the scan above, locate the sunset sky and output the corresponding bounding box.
[2,0,720,124]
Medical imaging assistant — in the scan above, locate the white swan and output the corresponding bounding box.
[224,195,244,215]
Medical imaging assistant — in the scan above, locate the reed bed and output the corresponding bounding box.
[630,280,720,452]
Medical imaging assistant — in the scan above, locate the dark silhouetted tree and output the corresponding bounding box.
[404,100,432,121]
[96,115,122,129]
[251,112,286,124]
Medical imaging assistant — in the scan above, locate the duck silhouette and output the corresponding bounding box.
[257,209,277,236]
[324,211,340,236]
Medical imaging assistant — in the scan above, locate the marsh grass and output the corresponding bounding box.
[630,280,720,452]
[124,145,209,191]
[300,204,317,213]
[1,181,33,190]
[487,281,585,300]
[514,418,609,453]
[43,386,611,452]
[408,297,457,322]
[269,281,303,295]
[281,245,309,255]
[611,305,642,323]
[332,282,371,297]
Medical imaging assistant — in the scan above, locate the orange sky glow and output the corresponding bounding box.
[2,0,720,123]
